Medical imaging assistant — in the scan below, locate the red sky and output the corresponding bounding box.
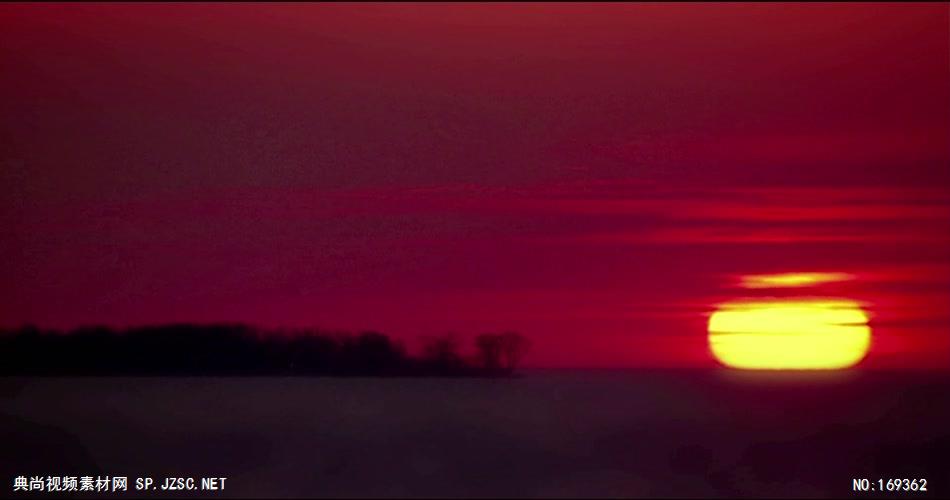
[2,3,948,368]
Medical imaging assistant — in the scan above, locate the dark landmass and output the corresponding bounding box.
[0,324,529,377]
[2,371,948,498]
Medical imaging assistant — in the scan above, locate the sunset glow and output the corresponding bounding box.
[708,299,871,370]
[1,3,948,369]
[739,272,855,289]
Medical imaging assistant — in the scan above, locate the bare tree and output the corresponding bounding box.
[499,331,530,374]
[475,333,504,372]
[421,334,463,372]
[474,332,529,375]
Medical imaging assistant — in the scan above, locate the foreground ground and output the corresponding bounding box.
[2,370,948,498]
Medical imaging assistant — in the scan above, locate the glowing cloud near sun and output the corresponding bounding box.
[708,298,871,370]
[738,272,854,289]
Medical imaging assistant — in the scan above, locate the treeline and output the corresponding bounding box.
[0,324,529,377]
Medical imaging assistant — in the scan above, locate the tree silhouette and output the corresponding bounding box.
[0,324,529,377]
[474,332,530,375]
[499,331,530,374]
[475,333,504,372]
[420,334,467,374]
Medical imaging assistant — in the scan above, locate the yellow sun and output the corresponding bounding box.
[708,298,871,370]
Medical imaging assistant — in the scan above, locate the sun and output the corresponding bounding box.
[708,298,871,370]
